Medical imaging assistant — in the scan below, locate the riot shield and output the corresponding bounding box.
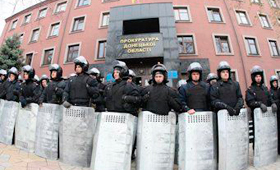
[178,111,217,170]
[218,109,249,170]
[136,111,176,170]
[91,112,137,170]
[59,106,98,167]
[253,107,278,167]
[0,100,19,145]
[15,103,39,152]
[35,103,61,160]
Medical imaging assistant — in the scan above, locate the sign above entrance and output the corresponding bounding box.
[117,33,164,59]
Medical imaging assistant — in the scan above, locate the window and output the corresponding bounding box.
[23,14,31,24]
[231,70,239,82]
[66,44,80,62]
[42,49,54,65]
[174,7,190,21]
[207,8,223,23]
[214,35,232,54]
[97,40,106,59]
[236,10,250,25]
[19,34,24,44]
[26,53,33,65]
[269,40,280,56]
[30,28,40,42]
[72,16,85,32]
[10,20,18,30]
[259,14,271,28]
[245,37,259,55]
[123,18,160,35]
[177,35,196,54]
[77,0,89,7]
[49,23,60,37]
[101,12,110,27]
[38,8,47,18]
[276,71,280,82]
[269,0,279,7]
[55,2,67,13]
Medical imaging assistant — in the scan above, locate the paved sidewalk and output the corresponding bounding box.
[1,143,280,170]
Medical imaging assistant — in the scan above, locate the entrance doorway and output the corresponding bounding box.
[120,57,163,86]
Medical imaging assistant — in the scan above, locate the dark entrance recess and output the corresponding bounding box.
[120,57,163,86]
[123,18,160,35]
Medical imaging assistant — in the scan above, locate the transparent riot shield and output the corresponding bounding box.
[15,103,39,152]
[0,100,19,145]
[136,111,176,170]
[91,112,137,170]
[218,109,249,170]
[178,111,217,170]
[59,106,98,167]
[253,107,278,167]
[35,103,62,160]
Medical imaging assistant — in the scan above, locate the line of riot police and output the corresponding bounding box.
[0,57,279,120]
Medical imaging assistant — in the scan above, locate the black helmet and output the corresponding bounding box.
[187,62,203,81]
[206,73,218,83]
[270,75,278,88]
[74,56,89,72]
[217,61,231,79]
[151,63,168,83]
[88,68,100,77]
[250,65,264,84]
[8,67,19,80]
[40,74,49,82]
[112,60,129,79]
[49,64,63,80]
[128,69,136,78]
[22,65,35,79]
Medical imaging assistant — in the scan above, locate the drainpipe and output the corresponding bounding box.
[222,0,248,86]
[56,0,74,64]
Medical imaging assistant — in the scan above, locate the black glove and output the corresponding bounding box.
[13,90,20,96]
[20,99,27,108]
[272,103,278,113]
[182,105,190,113]
[226,105,236,116]
[122,95,139,104]
[234,107,242,116]
[260,103,267,113]
[142,92,150,103]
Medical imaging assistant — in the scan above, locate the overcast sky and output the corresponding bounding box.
[0,0,43,36]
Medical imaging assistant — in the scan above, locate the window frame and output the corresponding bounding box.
[25,52,34,66]
[22,13,32,25]
[99,11,110,28]
[10,19,18,30]
[173,5,192,23]
[76,0,91,7]
[212,34,234,55]
[41,47,55,66]
[258,13,273,29]
[70,15,86,33]
[234,9,252,26]
[267,38,280,57]
[95,39,107,60]
[47,21,61,38]
[205,6,226,24]
[54,1,68,14]
[177,33,198,56]
[29,27,41,43]
[243,35,261,56]
[64,42,82,63]
[37,7,48,19]
[231,69,240,82]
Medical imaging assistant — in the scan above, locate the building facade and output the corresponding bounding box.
[1,0,280,91]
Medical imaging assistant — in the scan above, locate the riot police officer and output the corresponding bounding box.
[39,74,49,94]
[206,73,218,86]
[0,69,7,93]
[270,75,279,106]
[19,65,40,107]
[179,62,209,114]
[88,67,106,112]
[39,64,66,105]
[210,61,244,116]
[141,63,181,115]
[245,66,277,113]
[104,60,141,116]
[0,67,20,101]
[63,56,99,107]
[127,69,136,84]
